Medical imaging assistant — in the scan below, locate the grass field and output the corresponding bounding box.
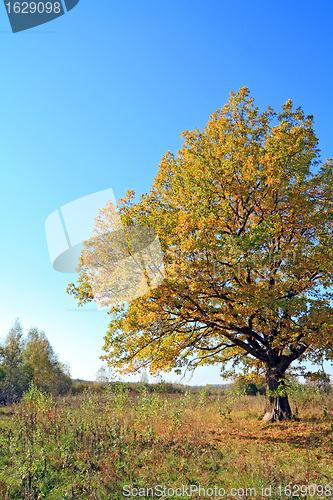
[0,383,332,499]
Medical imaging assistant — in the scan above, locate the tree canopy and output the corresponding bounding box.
[0,319,71,403]
[68,87,333,420]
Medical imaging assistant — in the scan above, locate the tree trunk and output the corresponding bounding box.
[263,365,292,422]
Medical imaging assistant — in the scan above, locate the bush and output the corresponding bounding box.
[233,375,265,396]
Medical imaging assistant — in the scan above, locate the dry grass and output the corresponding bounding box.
[0,385,332,499]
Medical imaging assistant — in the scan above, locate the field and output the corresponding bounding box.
[0,383,332,500]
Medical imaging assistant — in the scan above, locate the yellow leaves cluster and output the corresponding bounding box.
[68,87,333,378]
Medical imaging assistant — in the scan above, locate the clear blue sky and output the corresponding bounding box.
[0,0,332,384]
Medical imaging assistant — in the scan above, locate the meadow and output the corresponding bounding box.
[0,382,332,500]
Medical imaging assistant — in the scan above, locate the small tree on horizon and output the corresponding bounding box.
[0,319,28,403]
[0,320,72,402]
[23,327,72,396]
[68,87,333,422]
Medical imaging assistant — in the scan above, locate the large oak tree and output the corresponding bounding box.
[68,88,333,421]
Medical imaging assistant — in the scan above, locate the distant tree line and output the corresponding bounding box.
[232,371,331,396]
[0,319,72,404]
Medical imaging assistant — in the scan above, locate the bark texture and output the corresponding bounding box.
[263,365,292,422]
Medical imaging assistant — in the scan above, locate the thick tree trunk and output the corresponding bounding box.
[263,365,292,422]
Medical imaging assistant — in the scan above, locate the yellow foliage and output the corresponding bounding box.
[68,88,333,386]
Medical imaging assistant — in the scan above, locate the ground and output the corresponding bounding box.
[0,385,332,499]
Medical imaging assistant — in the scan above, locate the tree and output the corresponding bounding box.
[233,373,265,396]
[22,328,72,395]
[0,321,72,403]
[303,357,332,394]
[140,370,149,384]
[0,318,29,403]
[68,87,333,422]
[95,366,109,383]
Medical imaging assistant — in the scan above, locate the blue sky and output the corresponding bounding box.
[0,0,332,384]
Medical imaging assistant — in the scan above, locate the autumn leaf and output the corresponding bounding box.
[68,87,333,422]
